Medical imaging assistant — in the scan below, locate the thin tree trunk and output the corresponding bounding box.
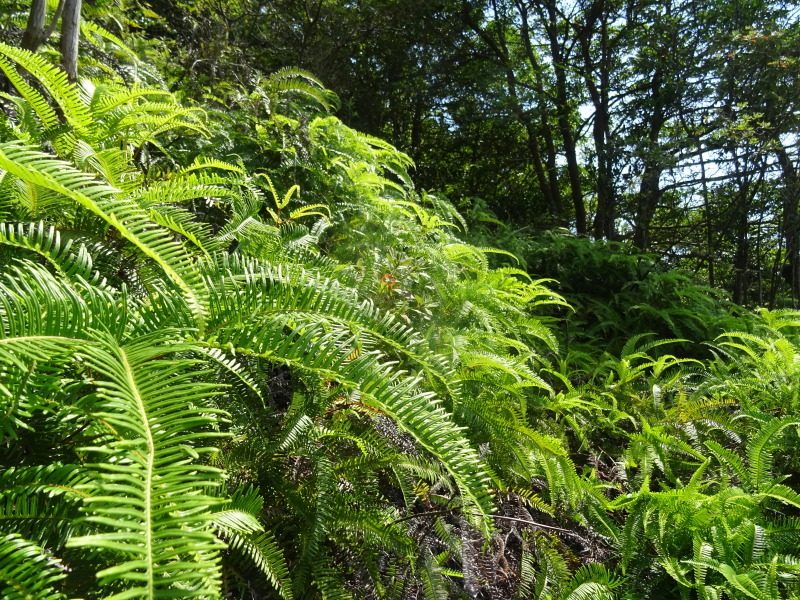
[515,0,562,223]
[732,155,766,306]
[632,74,666,251]
[699,143,714,287]
[541,113,564,226]
[462,1,562,225]
[543,1,586,234]
[776,145,800,304]
[732,189,749,306]
[580,5,616,240]
[633,162,664,250]
[59,0,82,82]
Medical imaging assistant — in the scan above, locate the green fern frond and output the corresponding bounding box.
[262,67,341,113]
[746,416,799,491]
[66,331,228,600]
[0,533,67,600]
[0,465,91,548]
[0,142,210,331]
[80,20,138,61]
[203,264,495,527]
[213,487,293,600]
[0,43,91,136]
[562,563,622,600]
[0,221,109,288]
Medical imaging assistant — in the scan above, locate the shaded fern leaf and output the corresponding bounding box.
[213,486,293,600]
[0,533,67,600]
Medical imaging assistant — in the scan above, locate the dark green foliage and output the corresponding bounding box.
[520,232,752,357]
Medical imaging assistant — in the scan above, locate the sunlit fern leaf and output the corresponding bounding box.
[0,221,109,290]
[135,173,236,209]
[91,95,207,149]
[232,319,496,526]
[703,561,773,600]
[0,43,91,136]
[228,530,294,600]
[763,517,800,551]
[262,67,341,115]
[331,504,415,557]
[72,141,139,191]
[204,255,454,383]
[79,54,129,84]
[705,440,749,487]
[65,331,228,600]
[195,347,265,405]
[514,550,538,600]
[579,483,621,542]
[748,523,767,563]
[5,175,68,219]
[0,261,95,341]
[206,255,491,528]
[0,533,67,600]
[563,581,617,600]
[422,193,468,232]
[87,83,170,116]
[0,55,53,129]
[745,416,800,492]
[756,483,800,511]
[80,20,138,63]
[177,157,245,177]
[619,494,648,572]
[0,92,44,145]
[0,254,128,344]
[146,205,217,256]
[0,142,209,332]
[420,553,450,600]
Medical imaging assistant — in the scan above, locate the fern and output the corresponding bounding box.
[0,142,210,330]
[0,533,67,600]
[66,332,227,599]
[213,487,293,599]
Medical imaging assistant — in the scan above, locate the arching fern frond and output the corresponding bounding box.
[0,221,109,289]
[0,142,209,331]
[0,42,91,142]
[0,465,91,549]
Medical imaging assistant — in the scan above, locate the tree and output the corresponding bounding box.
[58,0,81,81]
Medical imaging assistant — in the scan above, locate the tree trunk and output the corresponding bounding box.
[633,162,664,250]
[462,1,562,225]
[591,103,615,240]
[632,70,667,251]
[699,144,714,287]
[576,0,616,240]
[21,0,48,52]
[777,145,800,303]
[59,0,82,82]
[543,1,586,234]
[515,0,562,223]
[733,194,749,306]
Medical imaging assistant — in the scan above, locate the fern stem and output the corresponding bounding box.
[120,347,155,599]
[393,510,576,534]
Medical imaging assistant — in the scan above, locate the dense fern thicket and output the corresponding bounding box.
[0,10,799,600]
